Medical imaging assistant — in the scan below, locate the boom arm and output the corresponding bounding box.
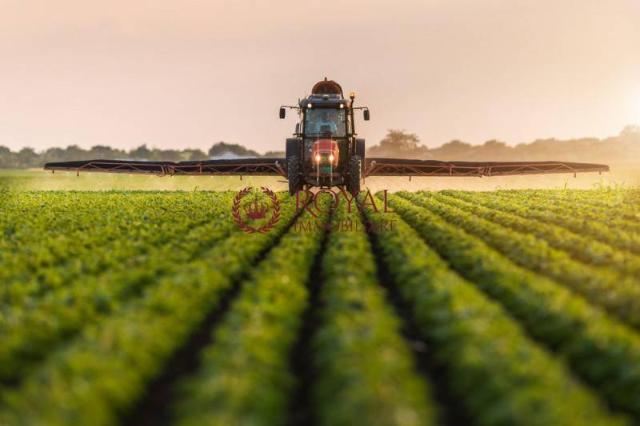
[364,158,609,177]
[44,157,609,179]
[44,158,287,177]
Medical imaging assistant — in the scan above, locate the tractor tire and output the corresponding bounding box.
[286,138,301,159]
[287,155,301,196]
[348,155,362,196]
[355,139,366,174]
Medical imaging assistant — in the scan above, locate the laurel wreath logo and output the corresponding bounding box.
[232,187,281,234]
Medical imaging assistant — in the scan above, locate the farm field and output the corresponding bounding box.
[0,188,640,425]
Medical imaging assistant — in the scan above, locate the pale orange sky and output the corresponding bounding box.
[1,0,639,153]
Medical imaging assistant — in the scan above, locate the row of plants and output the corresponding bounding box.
[0,193,241,384]
[0,196,299,425]
[172,199,330,426]
[455,190,640,254]
[489,189,640,233]
[0,193,232,309]
[0,192,179,260]
[434,191,640,277]
[364,202,626,425]
[0,192,228,306]
[400,192,640,329]
[388,194,640,421]
[309,202,435,426]
[492,189,640,219]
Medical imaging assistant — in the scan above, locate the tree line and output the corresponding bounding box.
[0,142,284,169]
[368,126,640,164]
[1,126,638,168]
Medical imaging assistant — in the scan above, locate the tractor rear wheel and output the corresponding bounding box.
[348,155,362,196]
[287,156,301,196]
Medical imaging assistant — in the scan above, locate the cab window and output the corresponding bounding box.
[304,109,346,137]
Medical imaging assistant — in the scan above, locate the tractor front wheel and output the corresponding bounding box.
[348,155,362,196]
[287,156,301,196]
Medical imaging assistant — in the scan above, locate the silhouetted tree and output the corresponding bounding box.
[16,148,39,168]
[182,149,208,161]
[367,129,431,159]
[621,125,640,138]
[0,146,13,168]
[431,140,473,159]
[208,142,260,158]
[130,144,152,159]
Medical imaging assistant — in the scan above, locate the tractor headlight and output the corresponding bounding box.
[314,154,321,162]
[329,154,335,162]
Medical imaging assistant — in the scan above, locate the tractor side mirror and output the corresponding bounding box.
[295,123,300,134]
[363,109,370,121]
[279,107,286,119]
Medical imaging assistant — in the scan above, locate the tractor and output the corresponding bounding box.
[280,78,369,195]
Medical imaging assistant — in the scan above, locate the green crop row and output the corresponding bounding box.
[400,192,640,329]
[0,194,240,384]
[172,199,330,426]
[0,196,298,426]
[388,194,640,420]
[0,192,179,264]
[0,192,230,306]
[491,189,640,233]
[433,191,640,277]
[310,201,435,426]
[364,199,625,425]
[492,189,640,220]
[457,190,640,254]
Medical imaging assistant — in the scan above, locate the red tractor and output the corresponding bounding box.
[280,78,369,195]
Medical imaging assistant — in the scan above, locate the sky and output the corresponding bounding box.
[1,0,639,153]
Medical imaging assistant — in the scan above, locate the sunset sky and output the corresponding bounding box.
[1,0,639,153]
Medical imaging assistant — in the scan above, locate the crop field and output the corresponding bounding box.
[1,188,640,425]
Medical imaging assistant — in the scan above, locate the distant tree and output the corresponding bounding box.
[63,145,88,161]
[431,140,473,159]
[182,149,208,161]
[208,142,260,158]
[88,145,124,160]
[130,144,152,159]
[16,147,39,168]
[263,150,285,157]
[367,129,431,159]
[0,146,13,168]
[482,139,508,149]
[42,147,68,164]
[153,149,182,161]
[473,139,512,160]
[621,125,640,139]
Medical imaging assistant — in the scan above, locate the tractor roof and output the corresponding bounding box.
[299,95,349,109]
[311,78,343,96]
[299,78,349,108]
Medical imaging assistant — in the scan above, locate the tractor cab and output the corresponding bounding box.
[280,78,370,195]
